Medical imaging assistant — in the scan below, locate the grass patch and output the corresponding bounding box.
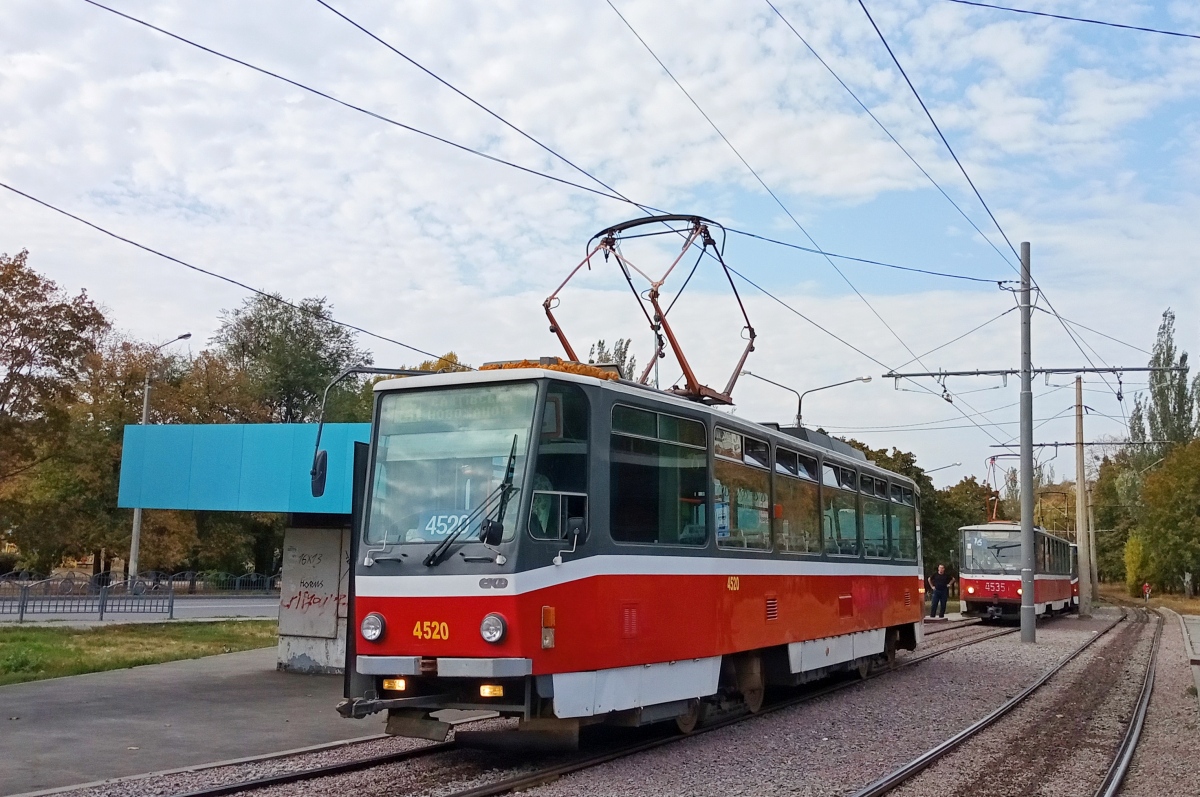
[0,621,277,686]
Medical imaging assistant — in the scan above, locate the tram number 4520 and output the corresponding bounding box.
[413,621,449,640]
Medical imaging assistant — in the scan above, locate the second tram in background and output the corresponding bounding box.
[959,522,1077,621]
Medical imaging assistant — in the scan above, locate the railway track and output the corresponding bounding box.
[168,623,1017,797]
[847,607,1162,797]
[920,617,981,636]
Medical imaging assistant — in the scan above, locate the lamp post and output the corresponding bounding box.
[924,462,962,474]
[128,332,191,582]
[741,371,871,428]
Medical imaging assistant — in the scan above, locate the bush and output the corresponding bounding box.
[1125,533,1150,597]
[0,551,21,575]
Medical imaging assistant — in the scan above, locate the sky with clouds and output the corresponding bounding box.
[3,0,1199,488]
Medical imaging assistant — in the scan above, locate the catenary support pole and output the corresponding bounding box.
[1075,376,1092,615]
[1020,242,1036,643]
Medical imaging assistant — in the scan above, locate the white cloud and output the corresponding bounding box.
[2,0,1197,488]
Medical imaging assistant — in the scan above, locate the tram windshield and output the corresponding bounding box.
[363,383,538,545]
[962,528,1021,575]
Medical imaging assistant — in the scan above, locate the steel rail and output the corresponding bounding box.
[847,610,1133,797]
[922,617,982,636]
[168,621,1020,797]
[168,740,457,797]
[417,625,1020,797]
[1094,609,1163,797]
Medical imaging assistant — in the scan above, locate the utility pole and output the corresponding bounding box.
[1075,376,1092,615]
[1019,242,1036,643]
[128,332,190,583]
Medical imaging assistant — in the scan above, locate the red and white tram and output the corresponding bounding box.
[332,364,926,744]
[959,523,1078,621]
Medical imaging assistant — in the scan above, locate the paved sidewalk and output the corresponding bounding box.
[0,648,383,796]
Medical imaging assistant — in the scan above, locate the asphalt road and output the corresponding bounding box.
[0,596,279,625]
[0,647,381,795]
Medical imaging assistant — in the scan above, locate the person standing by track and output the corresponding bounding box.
[928,564,955,619]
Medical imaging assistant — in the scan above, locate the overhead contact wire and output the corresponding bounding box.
[0,181,459,368]
[763,0,1017,269]
[79,0,630,206]
[607,1,1017,445]
[942,0,1200,41]
[857,0,1020,261]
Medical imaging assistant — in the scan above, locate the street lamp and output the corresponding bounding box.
[128,332,191,582]
[924,462,962,474]
[741,371,871,428]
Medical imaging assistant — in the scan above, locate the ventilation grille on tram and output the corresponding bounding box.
[766,596,779,621]
[904,590,912,606]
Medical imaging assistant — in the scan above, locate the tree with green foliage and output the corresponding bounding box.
[1129,309,1195,458]
[1091,455,1137,582]
[212,293,372,424]
[0,250,109,484]
[588,338,637,380]
[1124,533,1150,597]
[1136,438,1200,593]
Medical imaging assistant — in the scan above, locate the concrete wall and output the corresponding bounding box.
[277,526,350,674]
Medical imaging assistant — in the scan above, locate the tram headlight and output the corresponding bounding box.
[967,586,975,594]
[480,612,507,644]
[1017,588,1023,596]
[361,612,385,642]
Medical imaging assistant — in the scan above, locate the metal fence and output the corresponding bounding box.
[0,570,281,596]
[0,578,175,622]
[135,571,282,595]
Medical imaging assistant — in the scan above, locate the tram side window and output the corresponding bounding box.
[861,478,890,559]
[822,465,859,556]
[892,488,918,561]
[534,383,589,493]
[775,449,821,554]
[715,428,771,550]
[530,383,589,540]
[610,406,707,546]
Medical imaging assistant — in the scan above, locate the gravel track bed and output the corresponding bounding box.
[901,623,1010,657]
[519,617,1106,797]
[40,617,1097,797]
[888,607,1147,797]
[1118,609,1200,796]
[45,718,517,797]
[245,741,559,797]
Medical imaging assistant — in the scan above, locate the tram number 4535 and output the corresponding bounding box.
[413,621,449,640]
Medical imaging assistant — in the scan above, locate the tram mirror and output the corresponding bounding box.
[566,516,587,544]
[479,518,504,547]
[310,449,328,497]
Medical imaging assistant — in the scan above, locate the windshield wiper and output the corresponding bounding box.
[423,435,519,567]
[987,542,1021,572]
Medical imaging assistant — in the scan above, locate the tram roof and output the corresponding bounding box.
[373,367,914,484]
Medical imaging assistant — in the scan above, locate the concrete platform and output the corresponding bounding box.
[0,647,383,796]
[1180,614,1200,700]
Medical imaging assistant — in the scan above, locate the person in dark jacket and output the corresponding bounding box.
[928,564,955,618]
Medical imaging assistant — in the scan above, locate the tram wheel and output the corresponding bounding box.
[675,699,703,734]
[734,653,765,713]
[742,684,764,713]
[884,628,899,670]
[856,658,871,680]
